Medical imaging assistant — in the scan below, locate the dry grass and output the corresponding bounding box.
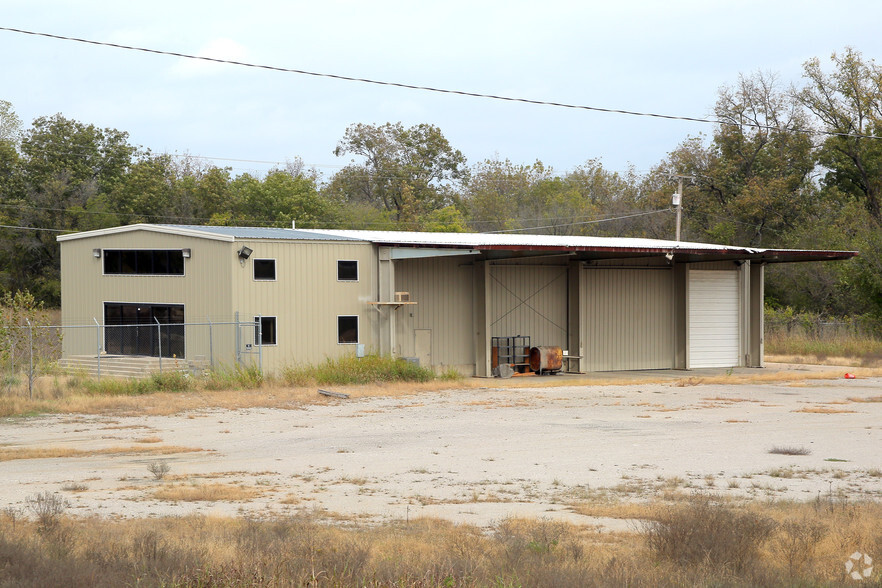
[793,406,858,414]
[151,483,264,502]
[765,353,882,368]
[0,498,878,587]
[676,367,882,387]
[1,358,879,419]
[134,436,162,444]
[849,395,882,403]
[768,446,812,456]
[0,445,204,462]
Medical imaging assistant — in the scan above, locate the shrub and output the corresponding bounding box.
[643,494,776,572]
[147,460,170,480]
[25,491,69,534]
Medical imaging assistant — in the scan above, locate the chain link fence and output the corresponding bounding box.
[764,310,882,340]
[1,316,270,395]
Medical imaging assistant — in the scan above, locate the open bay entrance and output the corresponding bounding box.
[104,303,185,358]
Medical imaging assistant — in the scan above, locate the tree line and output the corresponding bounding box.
[1,48,881,320]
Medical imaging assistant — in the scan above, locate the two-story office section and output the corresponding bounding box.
[58,224,856,375]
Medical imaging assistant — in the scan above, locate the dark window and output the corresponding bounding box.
[337,260,358,281]
[338,315,358,344]
[103,250,185,275]
[104,303,185,357]
[253,259,276,281]
[254,316,277,345]
[120,251,136,273]
[136,250,153,274]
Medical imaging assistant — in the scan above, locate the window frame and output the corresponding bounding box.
[102,249,186,276]
[337,259,359,282]
[337,315,359,344]
[253,315,278,346]
[252,258,277,282]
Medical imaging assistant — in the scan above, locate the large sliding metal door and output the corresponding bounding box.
[489,265,568,349]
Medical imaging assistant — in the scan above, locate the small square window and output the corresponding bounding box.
[337,315,358,344]
[337,260,358,281]
[254,316,277,345]
[254,259,276,281]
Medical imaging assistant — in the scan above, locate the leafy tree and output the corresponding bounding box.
[422,205,469,232]
[0,100,22,146]
[659,73,816,246]
[465,158,641,236]
[109,154,176,223]
[563,160,648,237]
[228,170,336,228]
[331,122,468,221]
[21,114,137,195]
[799,48,882,222]
[169,157,233,224]
[465,159,545,232]
[1,115,139,303]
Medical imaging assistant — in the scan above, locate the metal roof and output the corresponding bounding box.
[57,224,857,263]
[158,224,363,241]
[303,229,858,263]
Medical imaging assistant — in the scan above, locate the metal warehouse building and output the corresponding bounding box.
[57,224,855,376]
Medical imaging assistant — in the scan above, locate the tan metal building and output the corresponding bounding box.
[57,224,856,375]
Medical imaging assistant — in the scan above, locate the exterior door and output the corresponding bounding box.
[688,270,740,368]
[414,329,432,368]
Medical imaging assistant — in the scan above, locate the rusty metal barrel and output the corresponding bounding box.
[529,346,563,374]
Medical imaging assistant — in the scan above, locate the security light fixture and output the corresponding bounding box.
[182,248,191,258]
[665,251,674,262]
[238,246,253,260]
[93,248,101,258]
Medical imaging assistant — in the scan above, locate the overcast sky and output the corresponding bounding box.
[2,1,880,180]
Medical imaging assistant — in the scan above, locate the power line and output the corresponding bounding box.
[488,208,671,233]
[3,26,879,141]
[0,223,70,233]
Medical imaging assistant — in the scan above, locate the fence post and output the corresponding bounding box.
[155,317,162,374]
[93,318,101,381]
[235,311,240,365]
[208,318,214,370]
[257,314,263,375]
[26,318,33,399]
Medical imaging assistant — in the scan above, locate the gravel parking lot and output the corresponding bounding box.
[3,367,881,529]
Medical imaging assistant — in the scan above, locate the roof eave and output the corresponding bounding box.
[57,224,235,243]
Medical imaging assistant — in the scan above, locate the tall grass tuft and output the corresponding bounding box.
[202,364,264,390]
[282,354,435,386]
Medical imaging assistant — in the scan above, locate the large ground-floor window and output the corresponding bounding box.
[104,303,185,358]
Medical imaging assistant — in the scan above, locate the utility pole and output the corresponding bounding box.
[672,175,693,242]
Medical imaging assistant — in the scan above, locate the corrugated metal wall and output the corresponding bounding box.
[394,256,475,372]
[60,233,378,373]
[489,263,569,349]
[230,240,376,372]
[60,232,234,362]
[581,267,674,371]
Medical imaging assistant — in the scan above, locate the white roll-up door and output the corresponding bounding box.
[688,270,740,368]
